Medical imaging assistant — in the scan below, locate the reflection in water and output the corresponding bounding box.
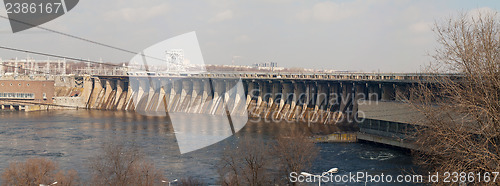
[0,110,415,185]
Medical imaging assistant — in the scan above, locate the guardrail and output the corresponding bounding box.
[105,72,463,81]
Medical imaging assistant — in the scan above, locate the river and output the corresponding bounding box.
[0,110,416,185]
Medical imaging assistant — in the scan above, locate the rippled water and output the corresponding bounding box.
[0,110,415,185]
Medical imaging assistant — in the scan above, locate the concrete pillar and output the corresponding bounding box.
[134,78,147,111]
[188,79,203,113]
[328,83,340,112]
[169,79,182,111]
[279,83,293,117]
[382,83,395,101]
[353,83,367,120]
[255,81,267,113]
[144,79,157,111]
[200,79,213,114]
[395,84,408,101]
[88,78,103,109]
[125,78,139,111]
[224,80,233,107]
[339,83,354,113]
[245,81,255,110]
[155,85,166,112]
[224,80,240,114]
[158,78,172,112]
[316,83,329,111]
[109,80,120,110]
[276,82,287,118]
[211,80,225,115]
[267,82,281,118]
[179,79,193,112]
[300,82,313,118]
[260,81,273,118]
[123,81,134,110]
[225,80,236,114]
[368,83,381,101]
[233,79,246,116]
[292,82,306,119]
[80,77,93,108]
[304,83,313,106]
[101,79,113,109]
[355,83,367,101]
[271,82,281,104]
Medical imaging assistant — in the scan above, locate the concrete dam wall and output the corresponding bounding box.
[82,76,406,124]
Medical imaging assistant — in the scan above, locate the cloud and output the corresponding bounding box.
[105,3,169,22]
[296,1,366,22]
[210,10,233,23]
[235,34,251,43]
[408,21,432,33]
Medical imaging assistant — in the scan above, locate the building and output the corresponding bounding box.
[0,80,55,111]
[253,62,278,68]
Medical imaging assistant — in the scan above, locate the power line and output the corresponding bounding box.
[0,46,121,67]
[0,15,168,66]
[0,47,131,75]
[0,14,137,55]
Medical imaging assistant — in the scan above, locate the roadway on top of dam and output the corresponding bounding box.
[94,72,462,83]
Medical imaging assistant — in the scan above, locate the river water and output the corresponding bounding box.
[0,110,416,185]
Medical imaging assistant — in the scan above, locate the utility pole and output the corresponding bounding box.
[46,57,50,75]
[58,59,61,75]
[63,58,66,75]
[0,58,3,76]
[87,60,90,75]
[28,55,34,75]
[14,57,18,76]
[34,59,38,75]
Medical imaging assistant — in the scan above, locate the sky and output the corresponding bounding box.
[0,0,499,72]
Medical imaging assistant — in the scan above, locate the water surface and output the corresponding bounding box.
[0,110,416,185]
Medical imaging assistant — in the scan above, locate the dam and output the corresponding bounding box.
[82,72,428,124]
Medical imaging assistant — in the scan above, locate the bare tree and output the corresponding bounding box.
[218,132,319,186]
[89,141,165,186]
[54,169,79,186]
[272,131,319,185]
[1,158,79,186]
[410,9,500,180]
[218,137,274,186]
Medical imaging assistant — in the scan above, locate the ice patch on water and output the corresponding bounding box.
[359,151,396,161]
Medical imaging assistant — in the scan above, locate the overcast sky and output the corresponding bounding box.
[0,0,499,72]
